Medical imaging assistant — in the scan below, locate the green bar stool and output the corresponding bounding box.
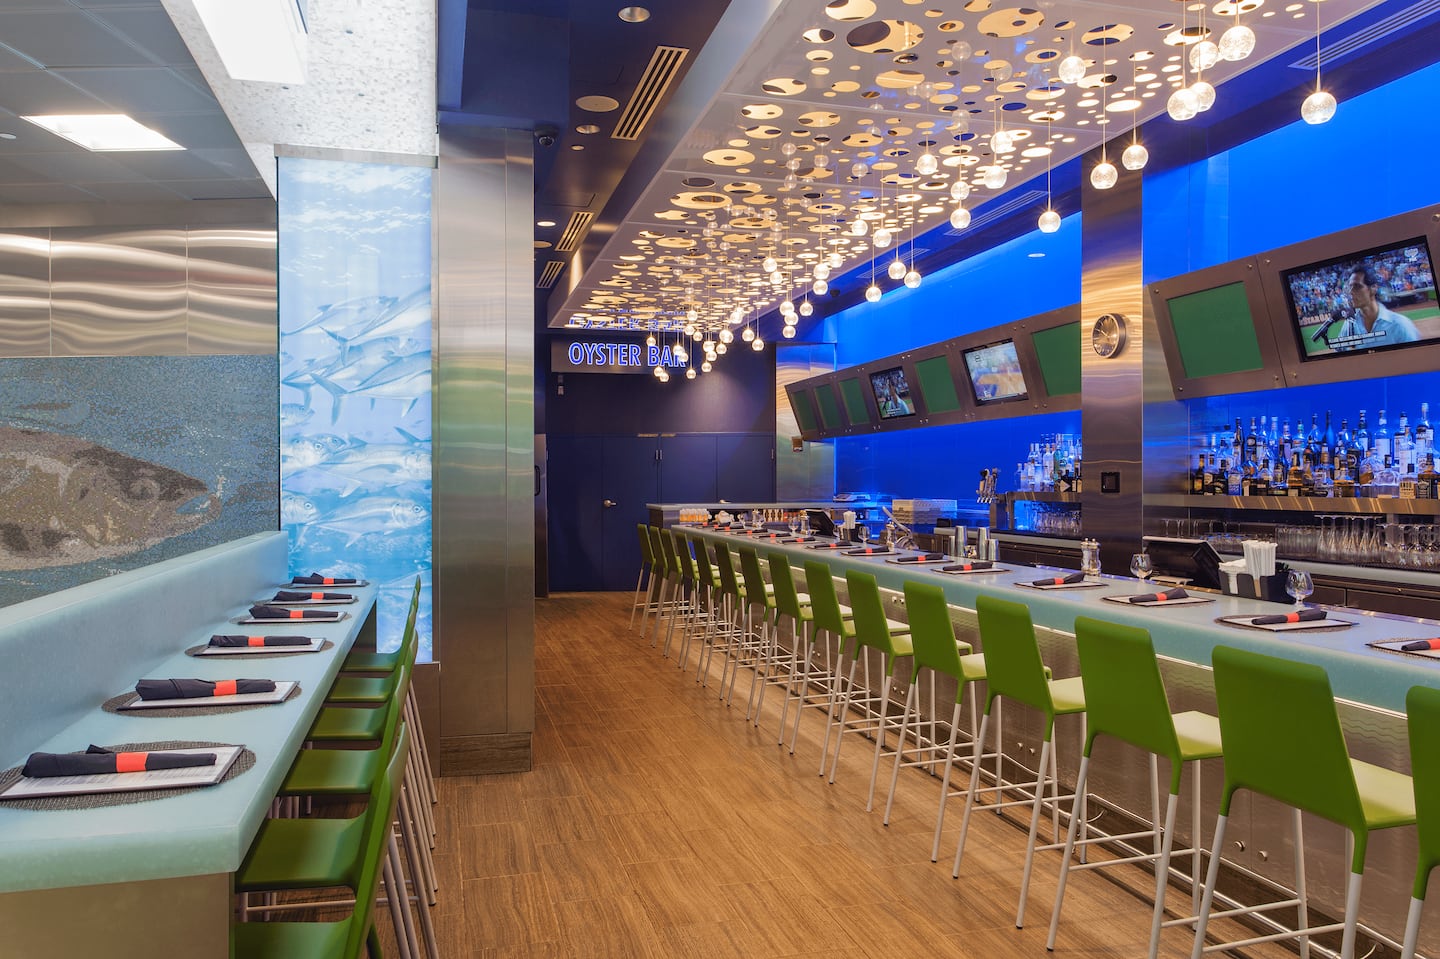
[1047,616,1223,958]
[686,532,726,686]
[738,545,788,725]
[801,559,859,767]
[639,526,669,641]
[630,522,656,631]
[883,581,990,862]
[663,527,702,663]
[1190,646,1415,959]
[642,525,678,645]
[1402,684,1440,959]
[827,570,913,810]
[712,542,754,705]
[768,551,849,751]
[653,527,689,650]
[952,595,1087,931]
[233,725,411,959]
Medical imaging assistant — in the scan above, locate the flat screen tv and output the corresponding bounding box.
[962,339,1028,405]
[869,366,916,420]
[1280,236,1440,360]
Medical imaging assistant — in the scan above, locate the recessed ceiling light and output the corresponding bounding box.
[0,132,15,140]
[576,123,601,135]
[1028,252,1046,258]
[618,6,651,23]
[192,0,306,83]
[537,219,557,228]
[21,114,184,152]
[571,144,585,151]
[576,95,620,112]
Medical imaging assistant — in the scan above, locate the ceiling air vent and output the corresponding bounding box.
[554,211,594,253]
[536,260,566,289]
[1290,0,1440,70]
[611,45,689,142]
[944,190,1048,236]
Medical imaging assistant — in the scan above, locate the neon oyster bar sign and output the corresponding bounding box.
[551,339,689,375]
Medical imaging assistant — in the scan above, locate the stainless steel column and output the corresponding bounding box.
[1079,150,1148,574]
[434,127,535,774]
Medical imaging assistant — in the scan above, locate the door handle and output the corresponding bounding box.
[603,499,617,508]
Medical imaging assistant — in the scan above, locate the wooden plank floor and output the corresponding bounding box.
[428,591,1293,958]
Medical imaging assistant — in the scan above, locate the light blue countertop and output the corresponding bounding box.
[686,526,1440,714]
[0,586,375,894]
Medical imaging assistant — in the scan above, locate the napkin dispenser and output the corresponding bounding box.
[1220,563,1293,605]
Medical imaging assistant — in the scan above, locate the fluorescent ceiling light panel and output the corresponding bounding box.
[21,114,185,152]
[192,0,308,84]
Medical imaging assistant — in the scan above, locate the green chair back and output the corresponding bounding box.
[713,541,742,600]
[691,534,717,587]
[975,595,1056,722]
[1073,616,1184,791]
[737,547,773,612]
[672,530,698,585]
[844,570,903,671]
[1210,646,1366,865]
[658,528,681,580]
[637,524,655,566]
[767,552,806,623]
[902,581,971,700]
[1408,684,1440,900]
[803,560,849,637]
[345,723,411,959]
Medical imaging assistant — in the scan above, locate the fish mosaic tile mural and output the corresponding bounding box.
[278,157,433,661]
[0,354,277,607]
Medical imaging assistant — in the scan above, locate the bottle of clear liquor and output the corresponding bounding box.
[1417,402,1432,465]
[1374,409,1392,462]
[1396,413,1415,475]
[1375,455,1400,498]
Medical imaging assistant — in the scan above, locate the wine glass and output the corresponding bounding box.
[857,525,870,548]
[1130,552,1153,582]
[1285,569,1314,608]
[787,512,800,537]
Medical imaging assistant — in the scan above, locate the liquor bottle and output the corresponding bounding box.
[1204,451,1218,495]
[1333,462,1356,498]
[1356,410,1370,453]
[1357,447,1376,495]
[1400,462,1418,500]
[1396,413,1414,475]
[1417,402,1432,465]
[1226,458,1243,496]
[1420,454,1438,500]
[1271,454,1288,494]
[1376,454,1400,498]
[1304,413,1322,469]
[1279,419,1293,467]
[1336,418,1357,473]
[1374,409,1392,463]
[1321,410,1336,470]
[1244,416,1259,466]
[1287,452,1306,497]
[1191,453,1206,495]
[1251,459,1271,495]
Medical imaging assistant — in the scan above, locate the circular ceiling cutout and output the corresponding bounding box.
[824,0,877,22]
[831,80,862,93]
[730,216,770,229]
[1084,23,1135,45]
[938,20,964,32]
[807,49,834,62]
[575,95,620,112]
[876,68,926,88]
[841,131,885,146]
[978,8,1044,37]
[996,80,1028,93]
[803,27,836,42]
[724,181,762,194]
[654,210,690,220]
[534,240,551,249]
[655,237,696,249]
[671,191,731,210]
[964,0,992,11]
[846,20,925,54]
[744,125,783,138]
[702,147,756,166]
[1213,0,1263,14]
[761,77,808,96]
[741,103,783,119]
[1106,98,1143,111]
[798,110,841,127]
[1026,48,1060,63]
[680,176,715,188]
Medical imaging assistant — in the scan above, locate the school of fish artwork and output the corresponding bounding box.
[0,426,220,571]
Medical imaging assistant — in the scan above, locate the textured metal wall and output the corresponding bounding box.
[434,126,536,774]
[776,343,836,500]
[0,222,276,358]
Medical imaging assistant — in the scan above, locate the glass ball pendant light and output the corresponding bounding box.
[915,152,939,176]
[685,367,696,379]
[949,205,971,230]
[645,333,656,347]
[950,180,970,202]
[782,325,797,339]
[887,258,906,281]
[1091,160,1118,190]
[751,336,765,351]
[992,129,1014,153]
[701,360,712,372]
[851,218,869,236]
[1302,88,1337,124]
[1121,142,1149,171]
[1038,209,1061,233]
[1218,24,1255,61]
[864,283,882,303]
[716,342,728,354]
[872,227,892,249]
[1189,40,1220,72]
[1167,86,1199,122]
[812,153,829,169]
[851,161,870,178]
[812,278,829,295]
[1191,80,1216,113]
[903,269,921,289]
[799,299,813,317]
[652,365,665,379]
[982,165,1008,190]
[741,327,755,342]
[719,328,734,344]
[1058,54,1086,85]
[952,40,973,62]
[673,345,688,363]
[780,299,795,317]
[692,330,703,341]
[762,255,777,273]
[813,262,830,280]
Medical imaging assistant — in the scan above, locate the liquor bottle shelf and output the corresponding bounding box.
[1005,491,1082,504]
[1147,493,1440,515]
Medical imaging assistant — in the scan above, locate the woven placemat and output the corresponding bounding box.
[232,611,348,625]
[0,741,255,811]
[184,639,333,658]
[100,683,301,717]
[1367,639,1440,661]
[1213,615,1353,633]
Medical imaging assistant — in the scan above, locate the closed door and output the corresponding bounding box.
[600,435,660,590]
[546,435,606,590]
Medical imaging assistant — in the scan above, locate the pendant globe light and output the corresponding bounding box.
[1091,139,1118,191]
[1301,0,1337,124]
[1121,59,1149,171]
[1218,0,1256,62]
[949,204,971,230]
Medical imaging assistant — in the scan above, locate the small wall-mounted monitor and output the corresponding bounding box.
[962,339,1028,405]
[868,366,916,420]
[1280,236,1439,361]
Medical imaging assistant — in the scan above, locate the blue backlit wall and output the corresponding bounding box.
[830,214,1083,505]
[278,158,433,660]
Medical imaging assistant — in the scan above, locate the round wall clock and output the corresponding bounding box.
[1091,313,1128,358]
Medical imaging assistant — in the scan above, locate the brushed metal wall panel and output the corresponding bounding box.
[435,127,536,760]
[50,226,186,356]
[186,226,277,355]
[776,343,836,500]
[0,230,50,357]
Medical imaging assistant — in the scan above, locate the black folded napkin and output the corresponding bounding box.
[209,634,313,648]
[292,573,359,586]
[895,553,947,563]
[1033,572,1086,586]
[1127,588,1190,604]
[273,590,351,602]
[135,678,276,700]
[1250,608,1327,625]
[783,536,816,543]
[808,542,847,550]
[248,604,334,620]
[22,745,217,778]
[845,546,893,556]
[1402,638,1440,652]
[942,561,994,572]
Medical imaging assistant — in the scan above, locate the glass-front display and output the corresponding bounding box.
[962,339,1028,405]
[869,366,916,420]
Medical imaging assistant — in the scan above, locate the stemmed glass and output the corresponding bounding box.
[1130,552,1153,583]
[1285,569,1314,608]
[787,512,800,538]
[857,525,870,548]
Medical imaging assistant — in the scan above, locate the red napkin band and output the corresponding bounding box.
[1285,611,1301,623]
[1402,639,1440,651]
[214,680,238,696]
[962,564,974,571]
[1151,592,1168,602]
[248,636,265,647]
[115,752,148,773]
[311,591,325,600]
[289,609,304,619]
[1052,577,1066,585]
[322,577,336,584]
